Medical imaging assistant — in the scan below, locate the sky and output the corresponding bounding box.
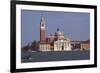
[21,10,90,47]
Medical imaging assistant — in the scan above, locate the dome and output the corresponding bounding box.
[55,28,63,36]
[57,31,63,36]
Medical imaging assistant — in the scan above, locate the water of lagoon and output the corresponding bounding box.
[21,50,90,63]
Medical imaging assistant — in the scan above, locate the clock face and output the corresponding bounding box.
[41,23,45,29]
[42,24,44,27]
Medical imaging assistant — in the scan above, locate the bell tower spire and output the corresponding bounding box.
[40,15,46,43]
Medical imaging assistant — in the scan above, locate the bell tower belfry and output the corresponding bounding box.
[40,16,46,43]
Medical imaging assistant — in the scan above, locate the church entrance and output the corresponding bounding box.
[62,45,64,50]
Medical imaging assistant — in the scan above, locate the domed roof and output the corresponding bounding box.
[56,28,64,36]
[57,31,63,36]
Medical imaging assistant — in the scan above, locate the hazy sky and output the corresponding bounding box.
[21,10,90,47]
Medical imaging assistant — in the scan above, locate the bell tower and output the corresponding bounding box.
[40,16,46,43]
